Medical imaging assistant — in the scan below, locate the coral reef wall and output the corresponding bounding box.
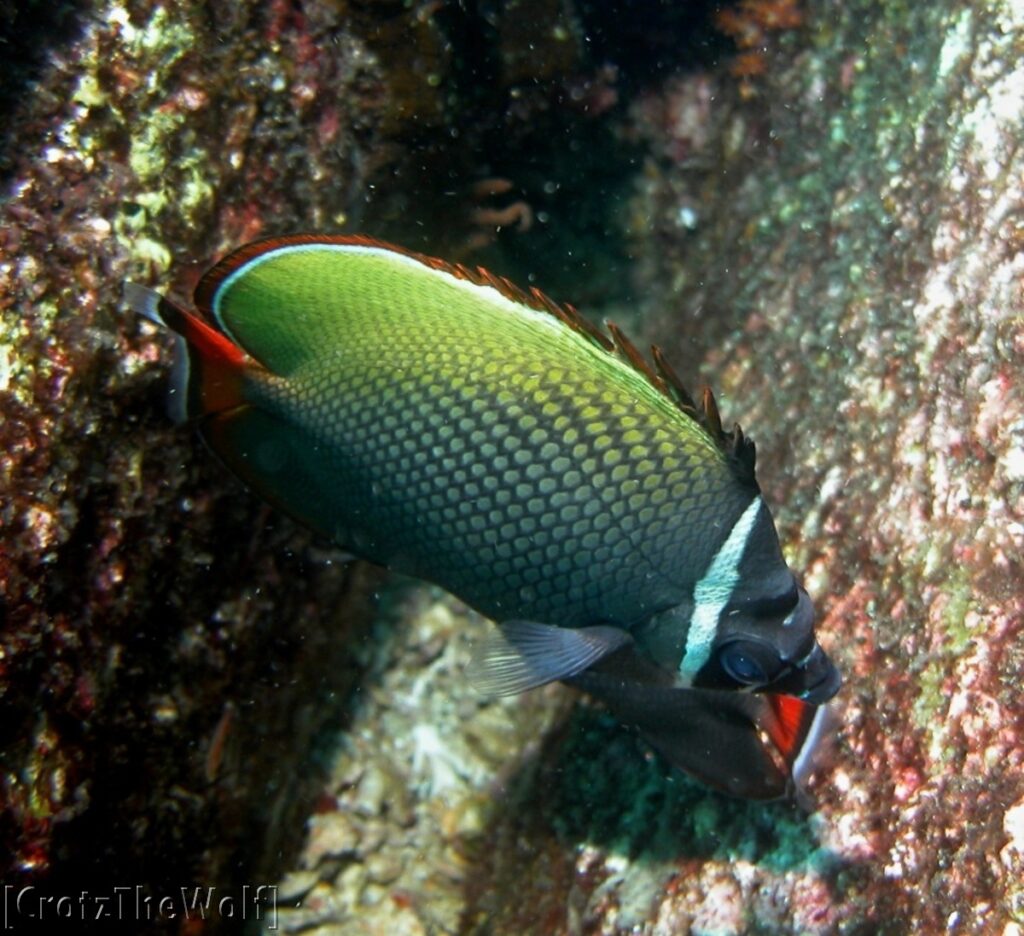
[0,0,392,914]
[2,0,1022,934]
[470,0,1024,931]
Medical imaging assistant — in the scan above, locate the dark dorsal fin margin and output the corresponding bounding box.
[649,343,757,484]
[607,322,662,390]
[650,344,699,413]
[702,386,723,439]
[193,233,755,478]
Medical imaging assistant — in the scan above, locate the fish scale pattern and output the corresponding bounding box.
[261,318,756,630]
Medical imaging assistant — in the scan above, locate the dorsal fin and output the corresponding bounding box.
[607,322,661,387]
[651,344,699,413]
[192,233,756,478]
[651,344,757,483]
[702,385,723,439]
[729,423,757,484]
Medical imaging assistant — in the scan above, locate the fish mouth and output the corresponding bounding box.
[799,662,842,704]
[770,643,842,704]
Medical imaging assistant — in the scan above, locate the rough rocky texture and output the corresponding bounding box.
[0,0,390,918]
[268,2,1024,934]
[617,1,1024,930]
[0,0,636,927]
[3,0,1023,934]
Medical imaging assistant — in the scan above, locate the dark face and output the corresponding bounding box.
[697,585,842,704]
[633,494,841,704]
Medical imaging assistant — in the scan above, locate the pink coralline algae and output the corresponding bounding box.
[2,1,1023,934]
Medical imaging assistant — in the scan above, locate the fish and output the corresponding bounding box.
[568,651,835,799]
[125,233,841,799]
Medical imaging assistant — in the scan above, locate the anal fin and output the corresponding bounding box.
[570,655,835,800]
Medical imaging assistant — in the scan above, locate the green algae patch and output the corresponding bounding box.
[912,562,984,763]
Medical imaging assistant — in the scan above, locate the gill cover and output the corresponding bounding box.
[127,233,841,799]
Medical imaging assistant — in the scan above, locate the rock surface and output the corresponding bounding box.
[2,1,1022,934]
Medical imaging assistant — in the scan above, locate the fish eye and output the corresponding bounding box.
[718,640,782,687]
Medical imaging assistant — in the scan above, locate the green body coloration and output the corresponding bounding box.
[215,242,746,635]
[127,234,841,799]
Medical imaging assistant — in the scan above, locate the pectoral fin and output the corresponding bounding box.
[469,621,633,697]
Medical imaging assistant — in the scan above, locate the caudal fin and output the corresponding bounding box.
[125,282,248,424]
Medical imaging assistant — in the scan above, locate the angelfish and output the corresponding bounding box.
[126,234,841,799]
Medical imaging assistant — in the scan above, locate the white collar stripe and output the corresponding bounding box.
[678,497,763,681]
